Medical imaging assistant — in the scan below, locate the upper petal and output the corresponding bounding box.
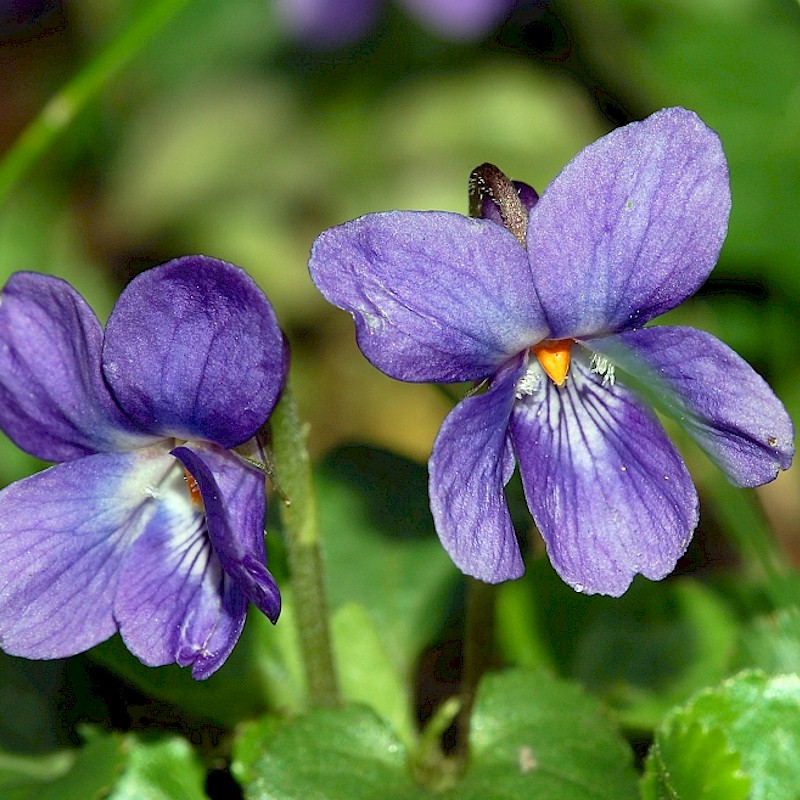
[113,449,251,679]
[309,211,548,382]
[0,449,169,659]
[511,353,698,596]
[527,107,730,338]
[102,256,288,449]
[172,442,280,623]
[593,327,794,487]
[0,272,150,461]
[429,357,525,582]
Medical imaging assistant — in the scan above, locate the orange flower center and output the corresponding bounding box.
[183,468,204,508]
[532,339,573,386]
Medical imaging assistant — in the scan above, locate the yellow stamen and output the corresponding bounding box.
[184,468,204,508]
[532,339,573,386]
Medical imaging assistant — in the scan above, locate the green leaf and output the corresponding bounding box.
[641,716,750,800]
[316,446,457,678]
[0,751,74,800]
[497,565,739,729]
[736,605,800,676]
[232,706,417,800]
[233,669,638,799]
[461,670,639,799]
[2,732,210,800]
[332,603,416,745]
[37,731,126,800]
[642,670,800,800]
[107,735,208,800]
[88,602,300,726]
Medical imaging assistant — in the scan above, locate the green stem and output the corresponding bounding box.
[453,578,496,766]
[0,0,195,203]
[269,379,341,708]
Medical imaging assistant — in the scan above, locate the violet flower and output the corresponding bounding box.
[308,107,794,596]
[0,256,286,678]
[277,0,518,47]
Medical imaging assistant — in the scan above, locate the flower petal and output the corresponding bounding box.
[0,449,168,659]
[0,272,149,461]
[511,353,698,596]
[102,256,288,449]
[527,107,730,338]
[276,0,377,47]
[398,0,516,39]
[593,327,794,487]
[113,452,248,679]
[309,211,547,382]
[429,358,525,582]
[172,443,280,623]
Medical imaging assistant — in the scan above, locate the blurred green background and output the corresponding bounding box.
[1,0,800,787]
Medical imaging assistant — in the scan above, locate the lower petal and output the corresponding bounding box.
[511,355,698,596]
[429,358,524,583]
[0,450,169,659]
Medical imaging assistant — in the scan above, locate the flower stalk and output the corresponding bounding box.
[269,378,341,708]
[453,578,496,767]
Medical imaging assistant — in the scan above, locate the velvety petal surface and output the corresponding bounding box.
[592,327,794,487]
[511,353,698,596]
[0,448,170,659]
[173,443,280,623]
[527,107,730,338]
[398,0,516,39]
[113,450,248,680]
[102,256,287,449]
[0,272,149,461]
[429,358,525,582]
[309,211,547,382]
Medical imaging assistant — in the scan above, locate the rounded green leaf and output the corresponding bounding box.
[642,670,800,800]
[332,603,416,745]
[107,735,208,800]
[462,670,639,799]
[233,706,417,800]
[232,669,638,799]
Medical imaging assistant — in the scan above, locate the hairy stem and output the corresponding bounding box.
[269,379,341,708]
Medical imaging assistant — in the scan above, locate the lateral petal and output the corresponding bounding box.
[309,211,547,382]
[172,443,280,623]
[511,354,698,596]
[593,326,794,487]
[528,108,730,338]
[429,358,525,582]
[0,272,150,461]
[102,256,288,449]
[0,449,169,659]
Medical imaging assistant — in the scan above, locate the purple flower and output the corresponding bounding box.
[308,107,794,597]
[0,256,287,678]
[277,0,518,47]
